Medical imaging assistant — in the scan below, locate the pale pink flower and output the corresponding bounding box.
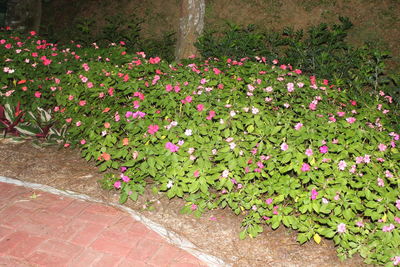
[382,224,395,232]
[392,256,400,266]
[265,198,273,205]
[338,160,347,171]
[378,143,387,151]
[385,170,393,178]
[356,221,364,227]
[337,223,346,233]
[305,149,313,156]
[377,178,385,187]
[222,170,229,178]
[281,143,289,151]
[346,117,356,124]
[294,123,303,130]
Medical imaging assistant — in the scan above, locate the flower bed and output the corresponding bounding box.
[1,29,399,266]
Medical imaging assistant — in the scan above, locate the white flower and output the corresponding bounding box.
[171,121,178,127]
[184,129,192,136]
[222,170,229,178]
[212,149,217,155]
[188,147,195,154]
[230,110,236,117]
[229,142,236,150]
[167,180,173,188]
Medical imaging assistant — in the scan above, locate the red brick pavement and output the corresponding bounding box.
[0,182,208,267]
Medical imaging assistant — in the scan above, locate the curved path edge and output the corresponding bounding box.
[0,175,231,267]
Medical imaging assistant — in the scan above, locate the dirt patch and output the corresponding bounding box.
[0,138,367,267]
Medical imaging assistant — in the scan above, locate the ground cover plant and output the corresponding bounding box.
[1,29,399,266]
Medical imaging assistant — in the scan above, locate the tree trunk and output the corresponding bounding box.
[5,0,42,32]
[175,0,205,61]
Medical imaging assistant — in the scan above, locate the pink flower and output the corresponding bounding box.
[305,149,313,157]
[280,143,289,151]
[194,170,200,177]
[346,117,356,124]
[337,111,346,117]
[165,84,173,92]
[206,110,216,120]
[382,224,395,232]
[378,143,387,151]
[301,163,310,172]
[149,57,161,64]
[132,111,146,118]
[87,82,93,88]
[392,256,400,266]
[165,142,179,153]
[385,170,393,178]
[114,181,121,189]
[397,200,400,210]
[287,83,294,92]
[294,123,303,130]
[356,221,364,227]
[79,100,86,106]
[147,124,159,135]
[197,104,204,112]
[319,146,328,153]
[34,91,41,98]
[338,160,347,171]
[337,223,346,233]
[265,198,273,205]
[309,102,317,111]
[213,68,221,74]
[80,139,86,145]
[377,178,385,187]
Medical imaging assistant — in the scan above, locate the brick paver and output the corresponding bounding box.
[0,182,208,266]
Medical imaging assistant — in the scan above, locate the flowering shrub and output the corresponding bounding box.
[1,29,399,266]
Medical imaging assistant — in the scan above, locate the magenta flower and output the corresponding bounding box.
[147,124,159,135]
[337,223,346,233]
[319,145,328,153]
[114,181,121,189]
[197,104,204,112]
[310,189,318,200]
[132,111,146,118]
[301,163,310,172]
[165,142,179,153]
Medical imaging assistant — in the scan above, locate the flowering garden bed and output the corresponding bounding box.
[1,29,399,266]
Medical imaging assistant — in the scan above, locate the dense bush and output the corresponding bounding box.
[196,17,398,102]
[1,29,400,266]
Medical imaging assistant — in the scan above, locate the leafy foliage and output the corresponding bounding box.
[1,29,399,266]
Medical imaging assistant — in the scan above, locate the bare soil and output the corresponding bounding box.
[0,138,368,267]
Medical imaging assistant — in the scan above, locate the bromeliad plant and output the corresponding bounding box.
[1,29,399,266]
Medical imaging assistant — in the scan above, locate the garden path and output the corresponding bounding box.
[0,180,214,267]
